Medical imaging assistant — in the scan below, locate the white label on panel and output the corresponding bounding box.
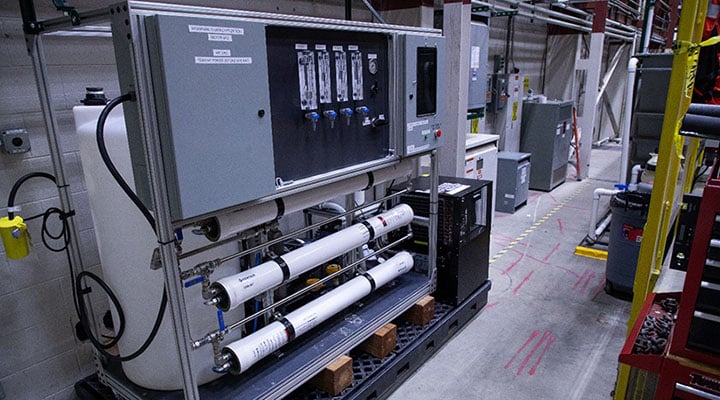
[213,49,231,57]
[471,46,481,69]
[350,51,364,100]
[208,34,232,42]
[368,53,377,60]
[348,45,359,51]
[407,119,429,132]
[317,51,332,104]
[297,50,318,110]
[332,45,344,52]
[335,51,349,102]
[194,56,252,64]
[315,44,327,50]
[189,25,244,35]
[295,43,308,50]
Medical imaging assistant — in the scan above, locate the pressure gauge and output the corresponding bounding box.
[368,57,378,75]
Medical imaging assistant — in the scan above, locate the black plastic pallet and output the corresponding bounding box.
[292,280,491,400]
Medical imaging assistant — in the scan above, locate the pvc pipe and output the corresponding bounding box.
[630,164,643,191]
[620,57,639,185]
[594,213,613,238]
[221,251,414,374]
[210,204,414,311]
[200,160,413,242]
[588,188,620,240]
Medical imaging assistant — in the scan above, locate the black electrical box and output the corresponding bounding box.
[391,177,492,306]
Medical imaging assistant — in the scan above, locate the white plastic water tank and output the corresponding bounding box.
[73,104,244,390]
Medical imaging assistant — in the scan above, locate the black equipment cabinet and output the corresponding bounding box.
[392,177,492,306]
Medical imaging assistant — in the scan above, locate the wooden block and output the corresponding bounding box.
[310,355,353,396]
[358,323,397,359]
[401,296,435,326]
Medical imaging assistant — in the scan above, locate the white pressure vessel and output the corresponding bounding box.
[211,203,414,311]
[222,251,414,374]
[73,104,244,390]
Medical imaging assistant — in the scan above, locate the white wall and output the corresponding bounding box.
[0,2,372,399]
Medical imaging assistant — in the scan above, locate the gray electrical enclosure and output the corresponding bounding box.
[400,34,446,156]
[145,15,277,221]
[495,151,531,213]
[520,99,574,191]
[468,22,489,111]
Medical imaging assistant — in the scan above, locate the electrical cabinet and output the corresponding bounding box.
[495,151,530,213]
[520,99,574,191]
[468,22,489,112]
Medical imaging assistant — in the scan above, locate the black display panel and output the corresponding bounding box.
[416,47,437,117]
[265,26,391,184]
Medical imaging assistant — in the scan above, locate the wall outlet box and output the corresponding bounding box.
[1,129,31,154]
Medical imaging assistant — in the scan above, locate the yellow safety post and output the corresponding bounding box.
[614,0,708,398]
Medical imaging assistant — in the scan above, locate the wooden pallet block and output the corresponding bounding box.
[310,355,353,396]
[400,295,435,326]
[358,323,397,359]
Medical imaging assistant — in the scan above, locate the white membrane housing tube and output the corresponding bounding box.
[210,204,414,311]
[221,251,414,374]
[203,160,413,242]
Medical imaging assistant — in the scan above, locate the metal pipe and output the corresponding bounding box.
[361,0,387,24]
[28,34,98,329]
[630,164,643,191]
[221,251,414,374]
[198,159,413,242]
[641,0,656,52]
[620,57,639,184]
[345,0,352,21]
[209,204,414,312]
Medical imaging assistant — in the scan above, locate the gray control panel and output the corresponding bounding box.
[145,15,277,220]
[400,34,445,156]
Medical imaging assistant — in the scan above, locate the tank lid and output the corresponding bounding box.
[81,87,108,105]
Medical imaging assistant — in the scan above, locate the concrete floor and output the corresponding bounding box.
[389,144,632,400]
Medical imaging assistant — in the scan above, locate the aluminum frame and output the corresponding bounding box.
[97,2,441,399]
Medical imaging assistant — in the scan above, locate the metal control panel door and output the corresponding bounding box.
[145,14,277,221]
[400,34,445,156]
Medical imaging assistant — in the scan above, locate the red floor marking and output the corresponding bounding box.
[554,264,581,278]
[486,301,500,309]
[573,269,590,291]
[528,335,556,376]
[581,271,596,293]
[517,331,551,376]
[513,270,535,295]
[549,194,558,204]
[557,218,564,235]
[502,252,525,275]
[504,330,540,369]
[494,232,517,242]
[541,242,561,263]
[590,273,607,297]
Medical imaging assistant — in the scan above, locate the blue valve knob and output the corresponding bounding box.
[340,108,353,116]
[305,112,320,131]
[324,110,338,118]
[183,275,205,288]
[355,106,369,115]
[217,309,226,331]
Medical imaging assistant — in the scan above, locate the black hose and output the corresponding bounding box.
[96,93,156,234]
[83,93,168,362]
[7,172,56,220]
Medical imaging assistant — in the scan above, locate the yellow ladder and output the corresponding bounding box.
[614,0,708,398]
